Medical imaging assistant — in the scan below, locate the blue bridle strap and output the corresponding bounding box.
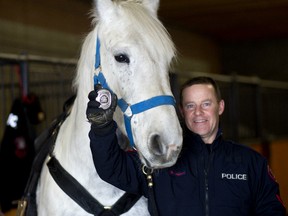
[95,37,101,70]
[93,37,176,148]
[128,96,175,114]
[120,95,175,148]
[94,71,109,89]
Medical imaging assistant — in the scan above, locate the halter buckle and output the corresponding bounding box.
[123,105,132,117]
[94,66,102,76]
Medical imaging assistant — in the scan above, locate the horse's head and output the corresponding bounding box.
[78,0,182,169]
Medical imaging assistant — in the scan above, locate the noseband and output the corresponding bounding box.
[93,37,176,148]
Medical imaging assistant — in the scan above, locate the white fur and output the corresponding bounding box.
[36,0,182,215]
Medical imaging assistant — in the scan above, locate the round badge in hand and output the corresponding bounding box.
[95,88,112,110]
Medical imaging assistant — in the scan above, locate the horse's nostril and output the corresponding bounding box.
[150,135,165,156]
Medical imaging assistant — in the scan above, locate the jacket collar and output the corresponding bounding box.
[183,127,223,152]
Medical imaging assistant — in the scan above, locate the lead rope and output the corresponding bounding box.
[142,166,159,216]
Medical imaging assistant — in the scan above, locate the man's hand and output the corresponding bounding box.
[86,86,117,129]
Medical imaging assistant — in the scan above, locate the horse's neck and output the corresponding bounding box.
[53,28,97,167]
[54,96,90,160]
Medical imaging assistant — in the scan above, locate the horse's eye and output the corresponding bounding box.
[114,54,130,64]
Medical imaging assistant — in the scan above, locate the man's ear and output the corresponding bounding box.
[218,100,225,115]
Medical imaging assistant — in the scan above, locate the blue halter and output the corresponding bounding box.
[93,37,176,148]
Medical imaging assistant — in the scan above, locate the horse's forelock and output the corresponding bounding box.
[72,31,96,93]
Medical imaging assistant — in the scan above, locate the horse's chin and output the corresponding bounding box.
[138,151,179,169]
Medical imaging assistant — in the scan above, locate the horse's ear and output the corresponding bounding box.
[142,0,160,15]
[94,0,116,21]
[94,0,160,19]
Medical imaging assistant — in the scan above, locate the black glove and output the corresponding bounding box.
[86,85,117,131]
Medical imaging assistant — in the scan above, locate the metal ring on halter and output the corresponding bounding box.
[142,165,153,175]
[94,66,102,75]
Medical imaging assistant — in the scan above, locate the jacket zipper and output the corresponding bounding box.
[204,148,214,216]
[204,169,209,216]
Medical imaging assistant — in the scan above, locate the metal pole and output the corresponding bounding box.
[20,60,29,98]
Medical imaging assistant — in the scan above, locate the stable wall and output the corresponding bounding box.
[0,0,90,58]
[0,0,222,75]
[169,27,222,75]
[222,39,288,82]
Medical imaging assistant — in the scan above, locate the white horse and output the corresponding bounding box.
[36,0,182,215]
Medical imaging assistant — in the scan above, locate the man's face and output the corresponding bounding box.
[180,84,225,144]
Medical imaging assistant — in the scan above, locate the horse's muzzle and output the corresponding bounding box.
[140,134,182,169]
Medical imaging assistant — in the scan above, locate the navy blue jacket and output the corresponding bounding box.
[89,124,286,216]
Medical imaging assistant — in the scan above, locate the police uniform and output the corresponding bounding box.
[89,123,286,216]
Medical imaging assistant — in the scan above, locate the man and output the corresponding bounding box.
[87,76,286,215]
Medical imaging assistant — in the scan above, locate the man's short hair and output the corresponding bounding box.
[179,76,222,107]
